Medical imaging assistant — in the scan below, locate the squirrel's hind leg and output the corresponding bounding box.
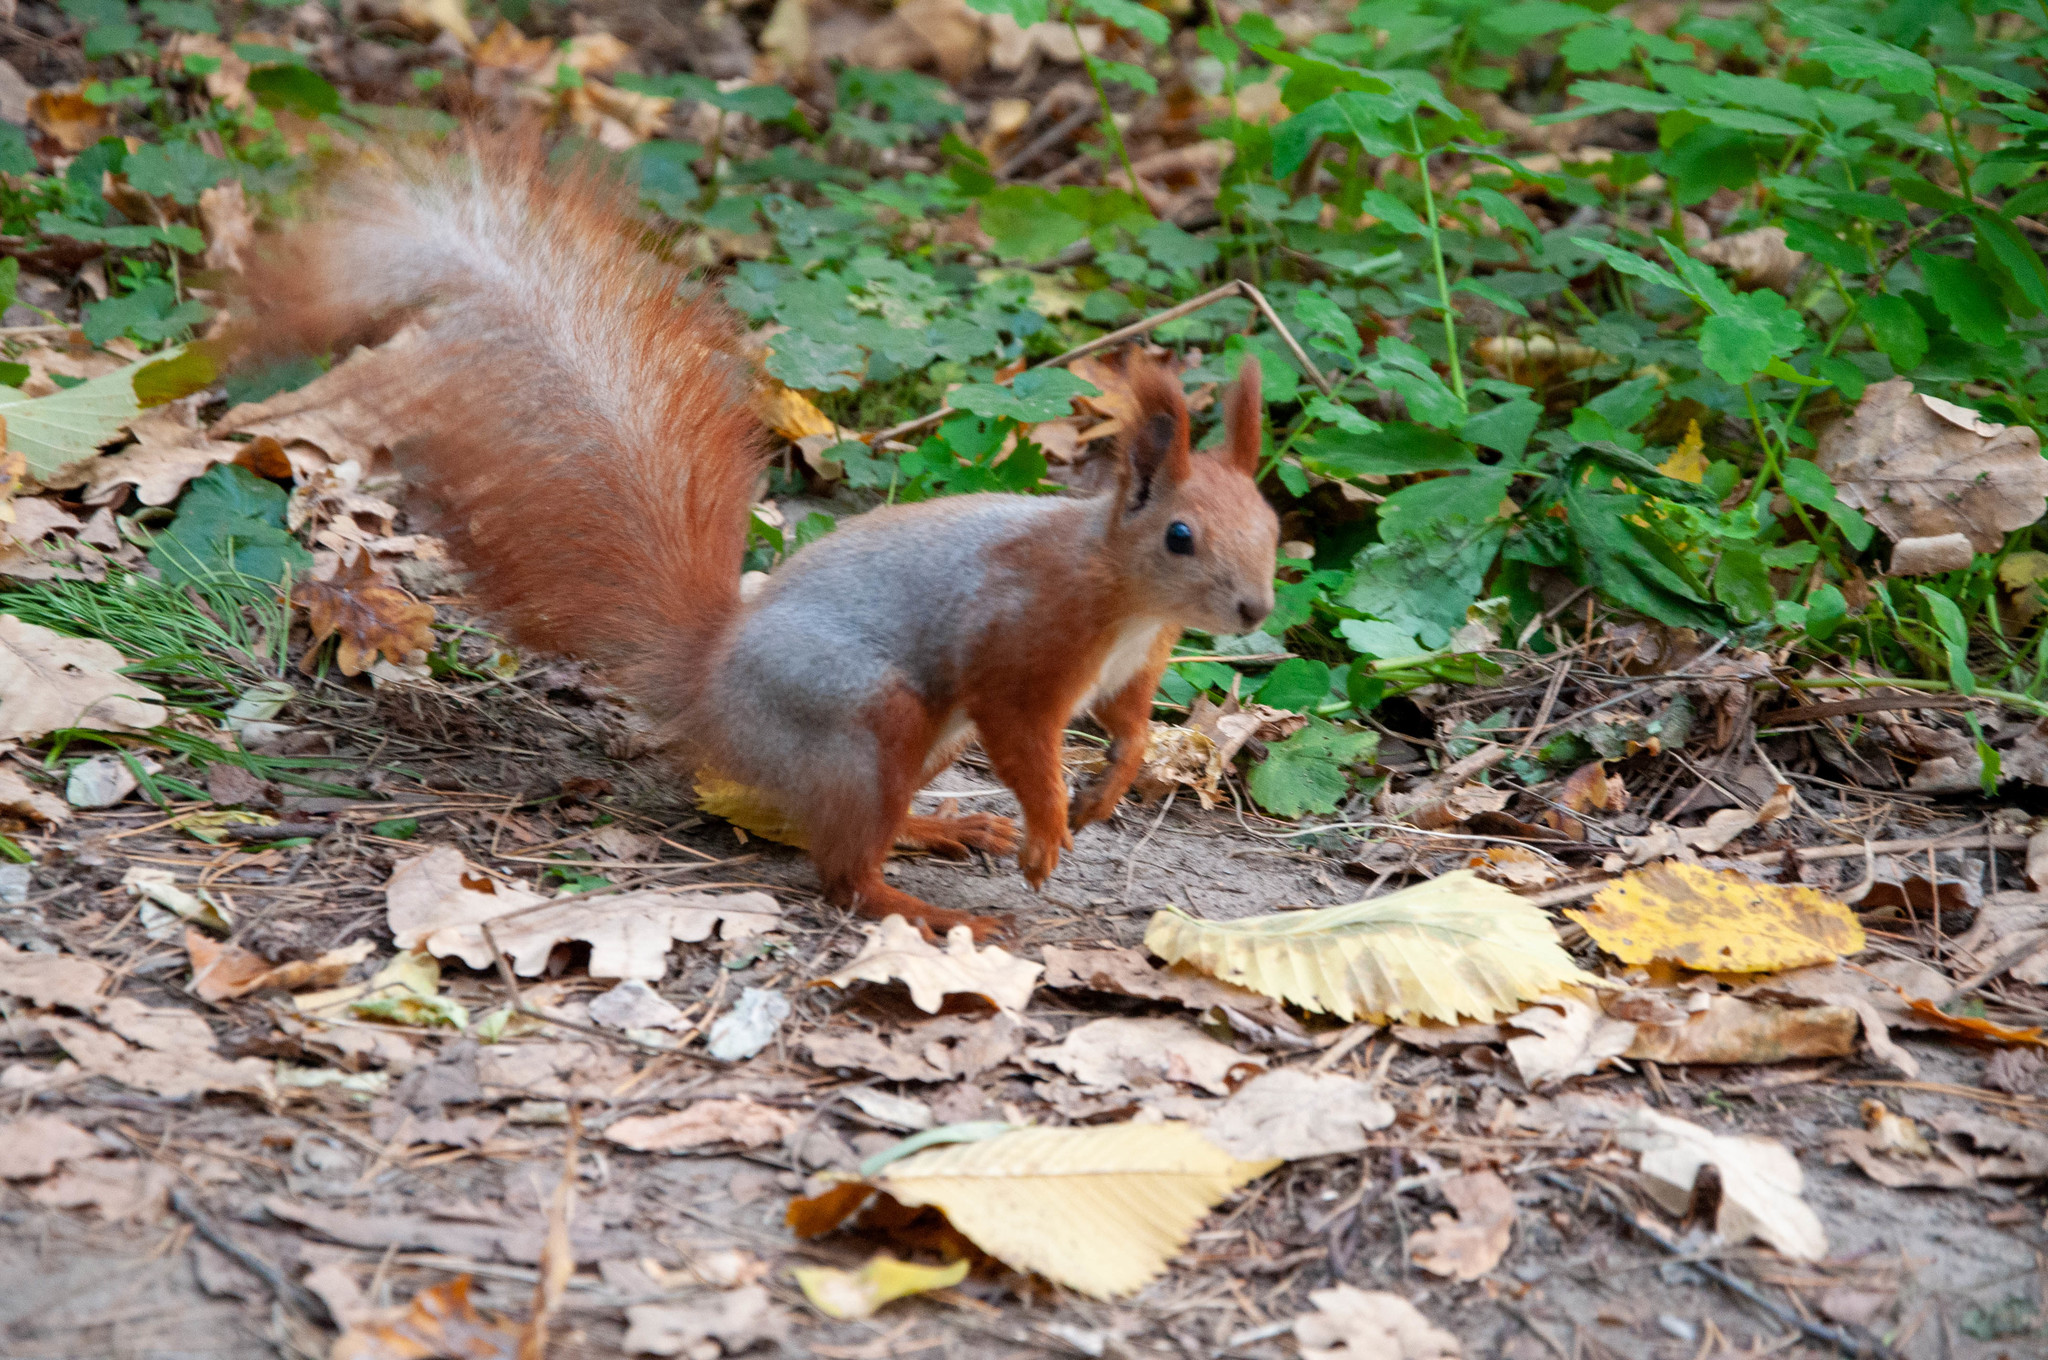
[806,686,1006,941]
[897,813,1020,858]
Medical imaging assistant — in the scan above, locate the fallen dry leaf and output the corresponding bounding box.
[1507,996,1637,1085]
[1623,994,1857,1065]
[78,404,241,505]
[0,764,68,825]
[604,1099,799,1153]
[757,380,838,442]
[1694,225,1807,291]
[28,86,112,152]
[295,549,437,676]
[1740,960,1941,1077]
[1408,1171,1515,1281]
[1202,1067,1394,1161]
[693,768,808,846]
[622,1287,789,1357]
[1294,1285,1461,1360]
[817,915,1041,1015]
[1041,945,1309,1044]
[1146,871,1600,1024]
[0,615,167,741]
[1569,862,1864,972]
[1027,1017,1258,1096]
[387,846,780,980]
[794,1255,968,1320]
[1816,379,2048,554]
[185,928,374,1003]
[0,937,107,1009]
[1620,1108,1828,1261]
[330,1277,521,1360]
[788,1121,1276,1299]
[805,1012,1028,1082]
[0,1114,101,1180]
[27,1155,174,1220]
[18,1004,272,1099]
[1468,844,1560,888]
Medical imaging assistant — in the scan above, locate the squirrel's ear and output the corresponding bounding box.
[1119,354,1191,511]
[1224,357,1263,477]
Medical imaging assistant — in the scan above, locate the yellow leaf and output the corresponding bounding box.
[791,1122,1277,1299]
[815,915,1041,1014]
[1655,419,1708,483]
[693,769,808,847]
[349,949,469,1029]
[1566,861,1864,972]
[399,0,476,46]
[171,809,276,844]
[1999,549,2048,591]
[1144,870,1600,1024]
[756,381,838,441]
[794,1255,968,1320]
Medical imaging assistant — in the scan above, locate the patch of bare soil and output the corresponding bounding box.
[4,668,2047,1360]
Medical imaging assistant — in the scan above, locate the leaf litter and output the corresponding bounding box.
[9,0,2048,1354]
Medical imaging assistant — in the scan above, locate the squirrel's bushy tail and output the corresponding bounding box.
[238,133,767,730]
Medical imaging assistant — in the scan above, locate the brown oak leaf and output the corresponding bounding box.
[294,549,436,676]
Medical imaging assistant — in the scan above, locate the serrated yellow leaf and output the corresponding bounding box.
[1567,861,1863,973]
[1144,870,1599,1024]
[794,1255,968,1319]
[693,768,807,847]
[1655,419,1708,483]
[874,1122,1276,1299]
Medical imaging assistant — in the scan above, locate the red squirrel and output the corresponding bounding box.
[237,134,1280,937]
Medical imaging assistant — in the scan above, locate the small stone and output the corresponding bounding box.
[1656,1315,1699,1343]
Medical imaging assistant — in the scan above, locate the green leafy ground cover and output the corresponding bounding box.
[5,0,2048,821]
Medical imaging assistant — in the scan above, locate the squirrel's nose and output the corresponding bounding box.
[1236,598,1268,630]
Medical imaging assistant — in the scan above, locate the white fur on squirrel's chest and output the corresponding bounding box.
[1085,618,1169,709]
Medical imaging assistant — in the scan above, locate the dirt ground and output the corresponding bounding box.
[5,670,2048,1360]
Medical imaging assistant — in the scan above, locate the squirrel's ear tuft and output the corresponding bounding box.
[1119,352,1191,511]
[1224,357,1262,477]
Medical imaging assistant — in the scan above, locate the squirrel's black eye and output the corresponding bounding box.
[1165,521,1194,555]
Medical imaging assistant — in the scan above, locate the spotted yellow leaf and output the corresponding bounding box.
[788,1122,1277,1299]
[1144,870,1599,1024]
[1567,861,1864,972]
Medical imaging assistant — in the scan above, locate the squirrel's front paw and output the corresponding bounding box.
[1068,780,1125,830]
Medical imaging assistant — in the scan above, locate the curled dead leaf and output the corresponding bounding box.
[1621,1108,1828,1261]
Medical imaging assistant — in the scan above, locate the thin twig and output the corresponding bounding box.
[171,1188,333,1326]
